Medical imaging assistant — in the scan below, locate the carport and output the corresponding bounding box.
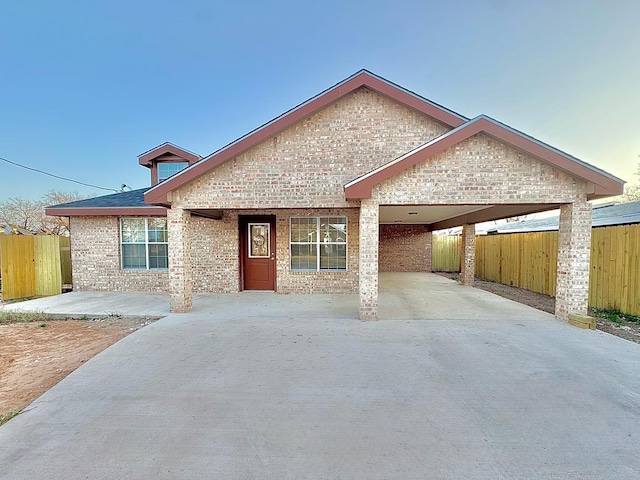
[345,116,624,322]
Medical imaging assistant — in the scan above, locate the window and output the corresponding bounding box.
[157,162,188,182]
[290,217,347,271]
[120,218,168,270]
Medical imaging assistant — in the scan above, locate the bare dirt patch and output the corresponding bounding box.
[0,316,157,422]
[435,272,640,344]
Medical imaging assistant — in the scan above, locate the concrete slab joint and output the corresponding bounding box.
[359,199,379,321]
[460,224,476,286]
[168,206,193,313]
[555,196,592,321]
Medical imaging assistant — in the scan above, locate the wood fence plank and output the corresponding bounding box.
[1,235,36,300]
[35,236,62,296]
[435,224,640,316]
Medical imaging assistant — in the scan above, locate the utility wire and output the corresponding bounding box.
[0,155,120,192]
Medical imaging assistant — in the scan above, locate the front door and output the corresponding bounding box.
[241,216,276,291]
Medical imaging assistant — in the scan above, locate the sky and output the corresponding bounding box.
[1,0,639,202]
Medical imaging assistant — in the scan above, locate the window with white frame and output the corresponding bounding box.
[120,218,168,270]
[157,162,188,182]
[290,217,347,271]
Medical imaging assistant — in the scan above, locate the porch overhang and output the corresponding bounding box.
[378,203,564,230]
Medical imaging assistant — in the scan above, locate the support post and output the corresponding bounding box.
[555,197,592,321]
[460,223,476,286]
[168,206,193,313]
[425,231,433,272]
[359,199,379,321]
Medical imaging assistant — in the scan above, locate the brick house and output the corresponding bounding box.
[46,70,624,320]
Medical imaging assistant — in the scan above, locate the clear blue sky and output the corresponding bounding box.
[1,0,638,201]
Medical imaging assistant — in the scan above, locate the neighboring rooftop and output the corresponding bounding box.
[487,201,640,234]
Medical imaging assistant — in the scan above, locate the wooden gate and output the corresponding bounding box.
[0,234,63,301]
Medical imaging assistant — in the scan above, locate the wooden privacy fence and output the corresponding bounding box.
[0,234,72,301]
[432,225,640,316]
[432,235,461,271]
[476,232,558,296]
[589,225,640,315]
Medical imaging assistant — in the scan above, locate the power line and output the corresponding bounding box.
[0,155,120,192]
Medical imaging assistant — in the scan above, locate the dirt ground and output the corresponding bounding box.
[0,316,157,420]
[436,272,640,344]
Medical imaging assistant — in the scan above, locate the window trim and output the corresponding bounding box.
[120,217,168,270]
[289,216,348,272]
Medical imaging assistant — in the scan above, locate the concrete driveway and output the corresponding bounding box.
[1,273,639,479]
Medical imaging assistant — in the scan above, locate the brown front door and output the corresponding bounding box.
[240,216,276,291]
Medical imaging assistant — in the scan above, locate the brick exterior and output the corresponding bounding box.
[275,209,359,294]
[69,88,594,322]
[175,88,451,211]
[555,197,592,320]
[372,133,587,204]
[168,207,192,313]
[189,213,239,294]
[460,224,476,286]
[187,208,359,294]
[359,199,379,320]
[69,216,169,292]
[379,225,432,272]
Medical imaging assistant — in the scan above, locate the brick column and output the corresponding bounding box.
[460,224,475,286]
[359,199,379,321]
[555,197,592,321]
[425,231,433,272]
[168,206,193,313]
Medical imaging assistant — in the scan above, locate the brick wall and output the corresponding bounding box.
[71,208,359,295]
[187,208,359,294]
[69,216,169,292]
[189,213,239,293]
[275,208,359,293]
[379,224,432,272]
[372,133,587,204]
[175,87,451,210]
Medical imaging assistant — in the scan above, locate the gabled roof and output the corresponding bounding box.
[45,188,166,217]
[144,70,468,205]
[344,115,625,200]
[486,201,640,234]
[138,142,201,167]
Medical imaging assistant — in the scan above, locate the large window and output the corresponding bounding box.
[120,218,168,270]
[158,162,188,182]
[290,217,347,272]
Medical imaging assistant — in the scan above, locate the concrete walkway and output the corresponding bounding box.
[1,273,639,479]
[0,290,171,317]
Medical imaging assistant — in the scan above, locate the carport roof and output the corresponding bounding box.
[344,115,625,201]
